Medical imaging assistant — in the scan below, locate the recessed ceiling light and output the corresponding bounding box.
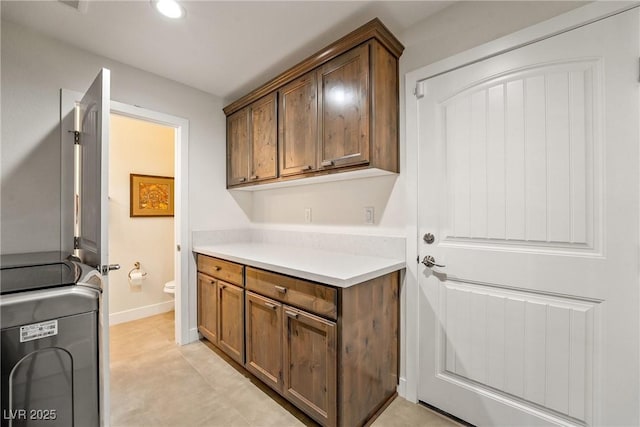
[152,0,185,19]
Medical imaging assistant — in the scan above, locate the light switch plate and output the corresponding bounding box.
[364,207,374,224]
[304,207,312,223]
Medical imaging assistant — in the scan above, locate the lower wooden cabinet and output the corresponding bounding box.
[197,272,217,343]
[245,291,283,390]
[217,281,244,364]
[198,254,399,427]
[282,306,337,426]
[196,256,245,364]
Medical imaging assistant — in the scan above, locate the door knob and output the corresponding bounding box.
[421,256,445,268]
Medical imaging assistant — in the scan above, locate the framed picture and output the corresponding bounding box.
[130,174,174,217]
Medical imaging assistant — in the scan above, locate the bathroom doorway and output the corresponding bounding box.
[108,100,190,345]
[108,114,176,326]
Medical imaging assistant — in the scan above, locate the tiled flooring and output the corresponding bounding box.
[110,311,460,427]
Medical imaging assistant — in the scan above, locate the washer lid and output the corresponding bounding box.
[0,252,80,295]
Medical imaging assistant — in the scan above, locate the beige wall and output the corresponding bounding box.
[108,114,174,314]
[247,1,585,234]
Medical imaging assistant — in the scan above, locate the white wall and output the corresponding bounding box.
[109,114,174,316]
[1,19,249,335]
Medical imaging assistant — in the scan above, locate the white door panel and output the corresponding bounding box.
[418,10,638,426]
[78,68,111,426]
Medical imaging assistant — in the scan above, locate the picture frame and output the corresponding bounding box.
[130,174,174,217]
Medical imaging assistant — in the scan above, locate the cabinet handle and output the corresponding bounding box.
[264,302,277,310]
[250,175,258,180]
[220,284,227,289]
[275,285,287,294]
[214,266,221,271]
[285,310,298,319]
[321,160,334,167]
[238,177,247,182]
[210,280,215,284]
[300,165,312,171]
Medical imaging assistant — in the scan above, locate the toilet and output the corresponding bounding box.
[163,280,176,294]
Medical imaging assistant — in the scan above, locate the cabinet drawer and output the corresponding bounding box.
[246,267,337,320]
[197,255,244,286]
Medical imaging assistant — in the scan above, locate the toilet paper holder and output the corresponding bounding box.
[128,262,148,280]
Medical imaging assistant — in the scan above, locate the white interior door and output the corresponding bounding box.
[417,10,639,426]
[78,68,111,426]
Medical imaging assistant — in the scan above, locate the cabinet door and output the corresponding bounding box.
[283,306,337,426]
[227,108,250,186]
[245,291,283,391]
[318,44,370,170]
[279,72,318,176]
[249,93,277,182]
[197,273,217,344]
[217,281,244,364]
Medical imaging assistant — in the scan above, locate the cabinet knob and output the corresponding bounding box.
[238,177,247,182]
[250,175,258,180]
[214,266,221,271]
[321,160,334,167]
[300,165,312,171]
[275,285,287,294]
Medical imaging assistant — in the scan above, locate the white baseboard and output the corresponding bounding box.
[398,377,408,399]
[109,301,175,325]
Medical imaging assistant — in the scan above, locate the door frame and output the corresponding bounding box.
[402,1,639,403]
[109,100,190,345]
[61,90,190,345]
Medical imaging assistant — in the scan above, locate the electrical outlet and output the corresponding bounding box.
[364,207,374,224]
[304,207,312,223]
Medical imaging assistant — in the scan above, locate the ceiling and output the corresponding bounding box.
[1,1,451,102]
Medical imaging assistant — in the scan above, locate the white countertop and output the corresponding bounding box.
[193,242,405,288]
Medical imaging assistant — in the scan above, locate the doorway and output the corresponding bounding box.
[108,114,176,325]
[109,100,190,346]
[406,4,639,426]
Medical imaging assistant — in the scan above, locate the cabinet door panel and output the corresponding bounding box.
[318,44,369,169]
[197,273,217,343]
[283,306,337,426]
[245,292,283,391]
[279,72,318,176]
[218,281,244,364]
[250,93,277,182]
[227,108,249,186]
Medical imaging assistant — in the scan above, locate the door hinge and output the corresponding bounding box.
[417,255,420,263]
[638,57,640,83]
[69,130,80,145]
[414,81,425,99]
[74,236,80,250]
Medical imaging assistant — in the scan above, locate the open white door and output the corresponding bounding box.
[77,68,113,426]
[417,9,639,426]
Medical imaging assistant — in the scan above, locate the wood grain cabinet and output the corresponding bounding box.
[226,92,277,186]
[318,43,369,171]
[245,291,283,391]
[197,255,245,364]
[197,272,218,343]
[224,18,404,189]
[245,266,398,427]
[197,253,400,426]
[278,72,318,176]
[282,306,337,426]
[217,281,244,364]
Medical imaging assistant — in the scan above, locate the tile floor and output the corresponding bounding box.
[110,311,460,427]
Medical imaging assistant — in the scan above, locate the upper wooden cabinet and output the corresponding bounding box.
[226,92,277,186]
[279,72,319,176]
[225,18,403,189]
[318,44,370,171]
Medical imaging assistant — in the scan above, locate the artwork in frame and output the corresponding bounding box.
[130,174,174,217]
